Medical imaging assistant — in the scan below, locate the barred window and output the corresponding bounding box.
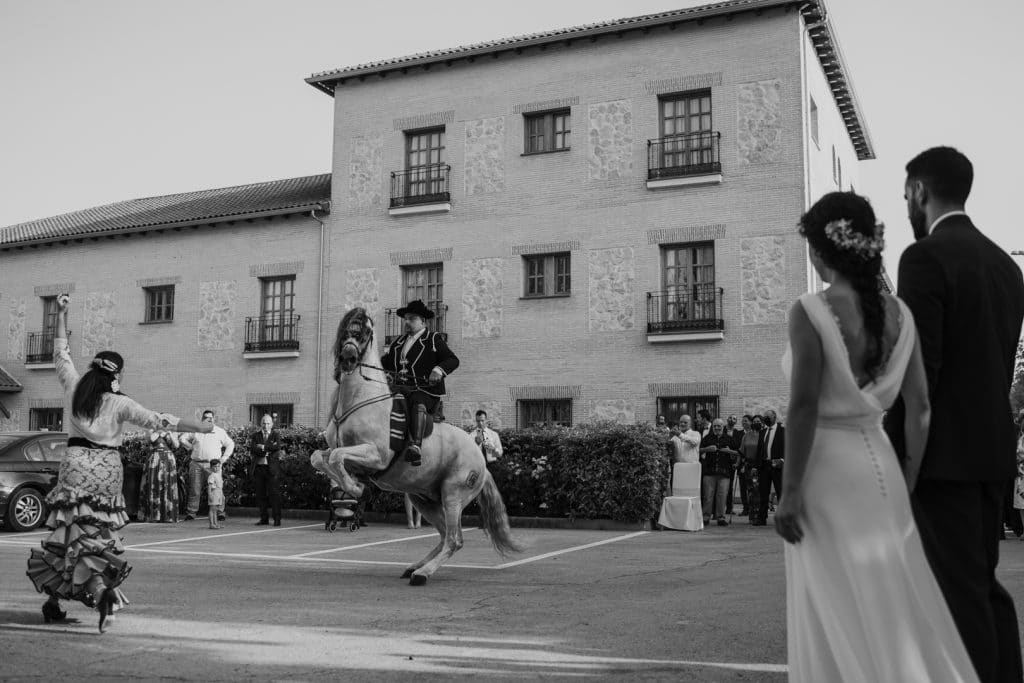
[249,404,293,428]
[518,399,572,428]
[29,407,63,431]
[144,285,175,323]
[657,396,719,427]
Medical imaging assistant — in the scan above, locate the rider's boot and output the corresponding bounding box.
[403,404,428,467]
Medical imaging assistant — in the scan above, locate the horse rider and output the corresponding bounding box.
[381,300,460,466]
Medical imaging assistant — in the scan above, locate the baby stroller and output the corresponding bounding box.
[325,486,366,532]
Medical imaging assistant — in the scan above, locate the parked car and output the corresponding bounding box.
[0,431,66,531]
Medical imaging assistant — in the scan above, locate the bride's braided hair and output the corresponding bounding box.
[799,192,887,381]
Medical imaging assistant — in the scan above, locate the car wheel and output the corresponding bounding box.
[8,488,46,532]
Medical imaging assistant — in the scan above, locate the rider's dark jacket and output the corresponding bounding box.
[381,330,459,395]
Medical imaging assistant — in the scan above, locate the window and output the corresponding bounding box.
[41,296,58,337]
[144,285,174,323]
[403,263,443,311]
[658,396,719,427]
[29,407,63,432]
[405,128,446,198]
[259,275,297,345]
[249,404,293,428]
[524,109,571,154]
[518,399,572,428]
[659,90,714,170]
[661,242,716,321]
[523,253,571,297]
[809,97,819,146]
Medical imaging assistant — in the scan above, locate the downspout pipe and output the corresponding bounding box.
[310,207,327,428]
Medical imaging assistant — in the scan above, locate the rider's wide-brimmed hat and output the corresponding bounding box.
[396,299,435,320]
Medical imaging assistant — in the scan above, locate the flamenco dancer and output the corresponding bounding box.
[26,294,211,632]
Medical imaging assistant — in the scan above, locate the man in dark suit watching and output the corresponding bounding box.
[893,146,1024,682]
[249,413,284,526]
[753,409,784,526]
[381,299,460,466]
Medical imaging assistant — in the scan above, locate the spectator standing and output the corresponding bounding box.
[248,414,283,527]
[732,415,755,516]
[724,415,744,516]
[673,414,701,464]
[404,495,422,529]
[1015,415,1024,535]
[700,419,740,526]
[695,410,712,438]
[141,429,179,523]
[206,459,224,529]
[655,414,670,433]
[752,409,785,526]
[181,410,234,521]
[471,410,504,465]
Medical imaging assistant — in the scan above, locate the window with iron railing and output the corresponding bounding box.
[390,128,449,208]
[648,90,720,179]
[246,276,300,352]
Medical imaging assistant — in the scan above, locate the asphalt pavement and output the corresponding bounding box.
[2,514,1024,681]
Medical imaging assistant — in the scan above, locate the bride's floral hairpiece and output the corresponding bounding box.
[823,218,885,259]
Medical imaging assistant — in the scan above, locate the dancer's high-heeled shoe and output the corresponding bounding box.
[41,600,67,623]
[96,589,116,633]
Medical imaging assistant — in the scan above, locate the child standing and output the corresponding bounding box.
[207,459,224,530]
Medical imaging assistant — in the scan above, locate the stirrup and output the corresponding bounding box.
[403,444,422,466]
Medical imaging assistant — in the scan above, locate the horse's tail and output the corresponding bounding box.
[477,470,523,558]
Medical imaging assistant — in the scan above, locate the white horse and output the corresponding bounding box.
[311,307,521,585]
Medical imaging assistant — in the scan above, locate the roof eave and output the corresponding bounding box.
[305,0,799,93]
[0,202,330,251]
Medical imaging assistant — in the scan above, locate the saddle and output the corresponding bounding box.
[389,394,436,453]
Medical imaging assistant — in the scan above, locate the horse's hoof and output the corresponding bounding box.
[409,574,427,586]
[400,569,414,579]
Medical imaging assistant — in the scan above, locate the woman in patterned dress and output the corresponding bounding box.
[142,429,179,523]
[26,294,211,632]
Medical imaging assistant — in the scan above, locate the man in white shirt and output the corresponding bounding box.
[470,409,503,464]
[181,409,235,521]
[671,414,701,464]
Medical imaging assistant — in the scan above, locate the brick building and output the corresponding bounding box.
[0,0,872,431]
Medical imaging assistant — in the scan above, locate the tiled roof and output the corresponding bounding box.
[306,0,873,160]
[0,174,331,248]
[0,364,22,392]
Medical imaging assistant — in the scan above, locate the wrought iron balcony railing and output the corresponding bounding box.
[390,164,451,208]
[383,304,448,346]
[244,314,301,353]
[26,330,66,364]
[646,286,724,334]
[647,131,722,180]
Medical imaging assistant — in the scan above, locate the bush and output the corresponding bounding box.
[121,422,669,522]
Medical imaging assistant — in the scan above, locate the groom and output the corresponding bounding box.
[889,146,1024,682]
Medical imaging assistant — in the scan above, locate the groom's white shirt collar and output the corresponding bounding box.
[930,211,968,233]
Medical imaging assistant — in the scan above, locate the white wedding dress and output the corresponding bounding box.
[781,293,978,683]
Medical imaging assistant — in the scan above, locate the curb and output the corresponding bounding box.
[226,506,650,531]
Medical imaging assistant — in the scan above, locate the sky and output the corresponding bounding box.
[1,0,1022,280]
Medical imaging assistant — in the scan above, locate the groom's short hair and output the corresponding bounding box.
[906,146,973,204]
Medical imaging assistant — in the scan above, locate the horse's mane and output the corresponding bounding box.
[333,307,372,383]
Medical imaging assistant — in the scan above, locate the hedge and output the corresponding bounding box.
[121,422,670,522]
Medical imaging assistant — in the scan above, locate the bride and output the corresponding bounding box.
[776,192,978,682]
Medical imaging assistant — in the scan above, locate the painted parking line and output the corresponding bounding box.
[493,531,648,569]
[128,545,492,569]
[126,523,323,548]
[289,528,478,558]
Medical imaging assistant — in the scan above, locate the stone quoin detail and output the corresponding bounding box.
[464,117,506,196]
[462,258,503,339]
[197,281,237,351]
[588,247,635,331]
[737,79,783,165]
[589,398,637,424]
[81,292,116,358]
[741,236,789,325]
[344,268,382,325]
[7,298,25,361]
[587,99,634,180]
[348,133,384,210]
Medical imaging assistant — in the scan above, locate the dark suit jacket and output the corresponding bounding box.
[758,424,785,464]
[381,330,459,395]
[248,429,284,477]
[886,215,1024,481]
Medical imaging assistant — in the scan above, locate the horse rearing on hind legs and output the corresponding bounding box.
[310,307,521,585]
